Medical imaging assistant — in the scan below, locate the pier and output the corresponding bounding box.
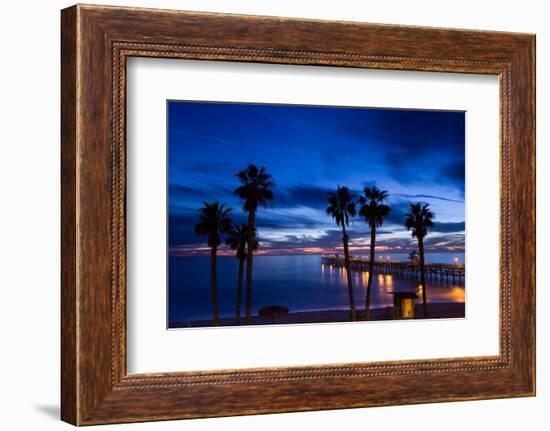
[321,255,465,283]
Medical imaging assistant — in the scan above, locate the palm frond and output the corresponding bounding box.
[359,187,390,228]
[194,201,233,248]
[233,164,275,213]
[225,223,258,260]
[404,202,435,239]
[326,186,356,227]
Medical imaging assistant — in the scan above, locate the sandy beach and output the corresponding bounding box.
[171,302,465,328]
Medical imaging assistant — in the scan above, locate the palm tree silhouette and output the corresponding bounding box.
[404,203,435,318]
[359,186,390,320]
[226,223,258,325]
[194,201,232,326]
[326,186,358,321]
[234,164,275,324]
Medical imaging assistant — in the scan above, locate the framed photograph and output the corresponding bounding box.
[166,101,466,329]
[61,4,535,425]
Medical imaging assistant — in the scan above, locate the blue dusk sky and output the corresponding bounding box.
[168,101,465,256]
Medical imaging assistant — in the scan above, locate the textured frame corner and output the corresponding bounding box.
[61,4,535,426]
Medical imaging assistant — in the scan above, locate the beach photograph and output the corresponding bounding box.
[167,101,465,328]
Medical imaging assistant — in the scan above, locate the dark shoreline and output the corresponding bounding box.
[170,302,465,328]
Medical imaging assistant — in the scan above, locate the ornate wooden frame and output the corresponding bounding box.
[61,4,535,425]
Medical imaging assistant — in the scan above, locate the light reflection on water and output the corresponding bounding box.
[317,263,464,308]
[169,254,465,324]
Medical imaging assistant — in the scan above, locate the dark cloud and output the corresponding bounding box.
[384,150,465,193]
[255,214,320,230]
[443,159,465,183]
[265,229,343,249]
[168,212,199,247]
[168,184,204,201]
[338,108,464,150]
[432,221,465,233]
[275,185,332,208]
[384,152,433,189]
[369,111,464,193]
[169,183,234,204]
[384,200,412,226]
[393,193,464,203]
[437,159,465,194]
[171,161,237,177]
[275,184,365,209]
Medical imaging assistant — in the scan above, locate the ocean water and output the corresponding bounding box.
[168,253,465,325]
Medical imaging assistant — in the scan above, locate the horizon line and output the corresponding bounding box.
[169,249,466,258]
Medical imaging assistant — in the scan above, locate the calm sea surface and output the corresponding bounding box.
[168,253,465,325]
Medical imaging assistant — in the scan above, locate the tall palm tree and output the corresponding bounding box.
[404,203,435,318]
[194,201,232,326]
[326,186,358,321]
[226,223,258,325]
[359,186,390,320]
[234,164,275,324]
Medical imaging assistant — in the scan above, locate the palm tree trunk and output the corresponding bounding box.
[342,224,356,321]
[365,227,376,320]
[211,245,219,326]
[235,258,244,325]
[418,238,429,318]
[245,211,256,324]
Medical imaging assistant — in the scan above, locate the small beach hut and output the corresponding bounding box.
[389,292,418,319]
[259,305,289,323]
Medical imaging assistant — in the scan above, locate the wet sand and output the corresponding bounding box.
[171,302,465,328]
